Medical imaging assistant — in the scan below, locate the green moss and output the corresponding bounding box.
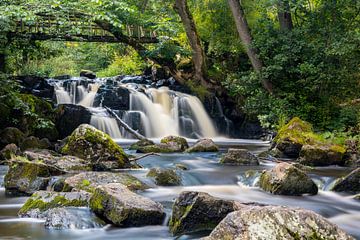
[89,189,106,212]
[137,145,175,153]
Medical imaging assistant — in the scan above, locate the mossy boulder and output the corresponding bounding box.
[61,171,148,193]
[129,139,155,151]
[185,139,219,153]
[0,144,21,161]
[19,136,51,151]
[160,136,189,151]
[331,168,360,193]
[169,191,244,235]
[136,144,179,153]
[4,158,63,196]
[89,183,165,227]
[137,136,189,153]
[299,144,346,166]
[147,168,181,186]
[18,191,90,218]
[0,127,25,148]
[61,124,130,170]
[354,194,360,201]
[204,206,354,240]
[220,149,259,166]
[80,70,96,79]
[259,162,318,196]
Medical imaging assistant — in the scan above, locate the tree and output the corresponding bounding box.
[227,0,273,94]
[277,0,293,31]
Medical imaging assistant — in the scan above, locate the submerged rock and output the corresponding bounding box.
[61,171,148,192]
[18,191,90,218]
[136,136,189,153]
[332,168,360,193]
[129,139,155,151]
[259,162,318,196]
[0,127,25,148]
[220,149,259,166]
[44,207,105,230]
[61,124,130,170]
[89,183,165,227]
[147,168,181,186]
[169,191,244,235]
[160,136,189,151]
[186,139,219,153]
[204,205,354,240]
[299,144,346,166]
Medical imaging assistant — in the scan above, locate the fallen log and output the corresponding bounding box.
[104,106,148,141]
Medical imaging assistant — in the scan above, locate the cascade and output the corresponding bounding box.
[89,108,122,139]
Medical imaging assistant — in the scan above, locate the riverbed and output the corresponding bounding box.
[0,139,359,239]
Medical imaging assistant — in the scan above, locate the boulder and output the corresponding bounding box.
[129,139,155,151]
[136,144,182,153]
[204,205,354,240]
[186,139,219,153]
[89,183,165,227]
[354,194,360,201]
[331,168,360,193]
[55,104,92,139]
[61,124,130,170]
[93,86,130,111]
[61,172,148,192]
[136,136,189,153]
[160,136,189,151]
[80,70,96,79]
[0,127,25,148]
[220,149,259,166]
[169,191,244,235]
[0,144,21,161]
[44,207,105,229]
[17,75,54,99]
[18,191,90,218]
[147,168,181,186]
[19,136,51,151]
[299,144,346,166]
[4,158,64,196]
[259,162,318,196]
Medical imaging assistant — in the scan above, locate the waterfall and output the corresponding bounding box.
[54,82,72,104]
[89,108,122,139]
[78,83,100,107]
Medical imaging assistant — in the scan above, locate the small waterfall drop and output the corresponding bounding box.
[54,82,72,104]
[78,83,100,107]
[89,108,122,139]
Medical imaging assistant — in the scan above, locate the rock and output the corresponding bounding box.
[129,139,155,151]
[89,183,165,227]
[136,144,181,153]
[354,194,360,201]
[18,191,90,218]
[332,168,360,193]
[80,70,96,79]
[0,127,25,148]
[4,159,62,196]
[93,86,130,111]
[147,168,181,186]
[23,149,92,172]
[61,124,130,170]
[55,104,92,139]
[44,207,105,230]
[186,139,219,153]
[175,163,189,171]
[204,205,354,240]
[0,144,21,161]
[17,76,54,99]
[259,162,318,196]
[299,144,346,166]
[19,136,51,151]
[61,172,148,192]
[169,191,244,235]
[220,149,259,165]
[160,136,189,151]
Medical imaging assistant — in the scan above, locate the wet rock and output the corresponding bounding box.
[169,191,244,235]
[55,104,92,139]
[0,127,25,148]
[220,149,259,166]
[136,136,189,153]
[44,207,105,230]
[147,168,181,186]
[204,205,354,240]
[175,163,189,171]
[354,194,360,201]
[89,183,165,227]
[80,70,96,79]
[61,171,148,192]
[186,139,219,153]
[259,162,318,196]
[18,191,90,218]
[19,136,51,151]
[17,75,54,99]
[136,144,180,153]
[129,139,155,151]
[160,136,189,151]
[93,86,130,111]
[61,124,130,170]
[0,144,21,161]
[4,159,62,196]
[299,144,346,166]
[332,168,360,193]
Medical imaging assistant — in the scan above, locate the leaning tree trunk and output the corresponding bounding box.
[278,0,293,31]
[174,0,211,88]
[227,0,273,94]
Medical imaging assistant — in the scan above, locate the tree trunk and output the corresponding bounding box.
[227,0,273,94]
[0,53,5,72]
[278,0,293,31]
[174,0,210,88]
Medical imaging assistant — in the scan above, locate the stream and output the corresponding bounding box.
[0,139,359,239]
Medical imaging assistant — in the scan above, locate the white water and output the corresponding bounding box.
[89,108,122,139]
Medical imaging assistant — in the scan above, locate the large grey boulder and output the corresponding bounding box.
[332,168,360,193]
[259,162,318,196]
[186,139,219,153]
[89,183,165,227]
[203,206,354,240]
[220,149,259,166]
[169,191,244,235]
